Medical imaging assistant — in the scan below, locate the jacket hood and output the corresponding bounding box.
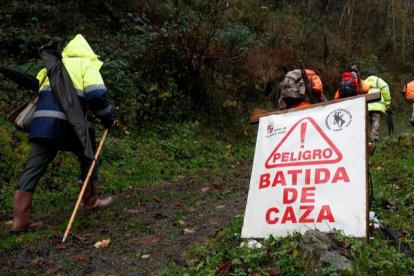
[62,34,103,70]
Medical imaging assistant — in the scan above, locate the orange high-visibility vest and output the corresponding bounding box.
[404,80,414,103]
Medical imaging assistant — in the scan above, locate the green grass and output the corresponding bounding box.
[161,215,306,275]
[1,109,414,274]
[0,121,255,251]
[161,108,414,275]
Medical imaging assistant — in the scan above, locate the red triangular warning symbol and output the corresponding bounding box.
[265,117,342,169]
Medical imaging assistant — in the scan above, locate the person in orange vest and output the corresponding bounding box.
[278,69,326,110]
[403,75,414,126]
[334,66,369,99]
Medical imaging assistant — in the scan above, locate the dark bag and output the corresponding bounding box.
[339,72,358,98]
[0,65,41,131]
[13,94,38,131]
[7,92,38,131]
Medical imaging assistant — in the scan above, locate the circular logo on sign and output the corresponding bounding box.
[325,109,352,131]
[267,124,274,134]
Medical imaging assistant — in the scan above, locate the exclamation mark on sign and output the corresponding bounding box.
[300,122,307,148]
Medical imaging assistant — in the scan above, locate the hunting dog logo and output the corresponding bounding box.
[325,109,352,131]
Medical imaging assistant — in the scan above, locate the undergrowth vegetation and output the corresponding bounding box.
[1,0,414,129]
[0,121,256,267]
[1,106,413,274]
[159,111,414,275]
[1,0,414,274]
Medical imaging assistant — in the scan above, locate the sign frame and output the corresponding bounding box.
[242,94,378,239]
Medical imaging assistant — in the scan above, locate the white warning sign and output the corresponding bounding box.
[242,97,367,238]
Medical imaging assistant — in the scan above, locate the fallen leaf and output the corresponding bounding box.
[268,268,282,276]
[212,182,222,189]
[216,205,225,209]
[217,262,232,275]
[142,238,160,245]
[31,257,47,266]
[55,243,68,250]
[141,254,151,259]
[44,267,59,275]
[201,187,210,192]
[123,208,140,216]
[184,228,196,234]
[73,255,86,262]
[5,220,12,225]
[94,239,111,249]
[153,196,161,202]
[286,247,295,254]
[178,220,185,225]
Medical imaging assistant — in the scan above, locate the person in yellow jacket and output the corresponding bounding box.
[10,34,116,233]
[365,71,391,142]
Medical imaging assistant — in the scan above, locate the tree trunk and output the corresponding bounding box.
[392,0,396,54]
[402,0,406,63]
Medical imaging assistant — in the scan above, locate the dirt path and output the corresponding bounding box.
[0,162,251,275]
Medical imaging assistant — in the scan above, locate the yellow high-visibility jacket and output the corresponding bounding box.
[365,75,391,113]
[30,34,115,143]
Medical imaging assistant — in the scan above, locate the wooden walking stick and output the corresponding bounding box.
[61,128,109,243]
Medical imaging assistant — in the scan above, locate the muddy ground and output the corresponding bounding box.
[0,162,251,275]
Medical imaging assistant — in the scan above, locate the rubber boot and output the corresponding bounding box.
[10,191,44,234]
[82,180,113,212]
[368,142,376,156]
